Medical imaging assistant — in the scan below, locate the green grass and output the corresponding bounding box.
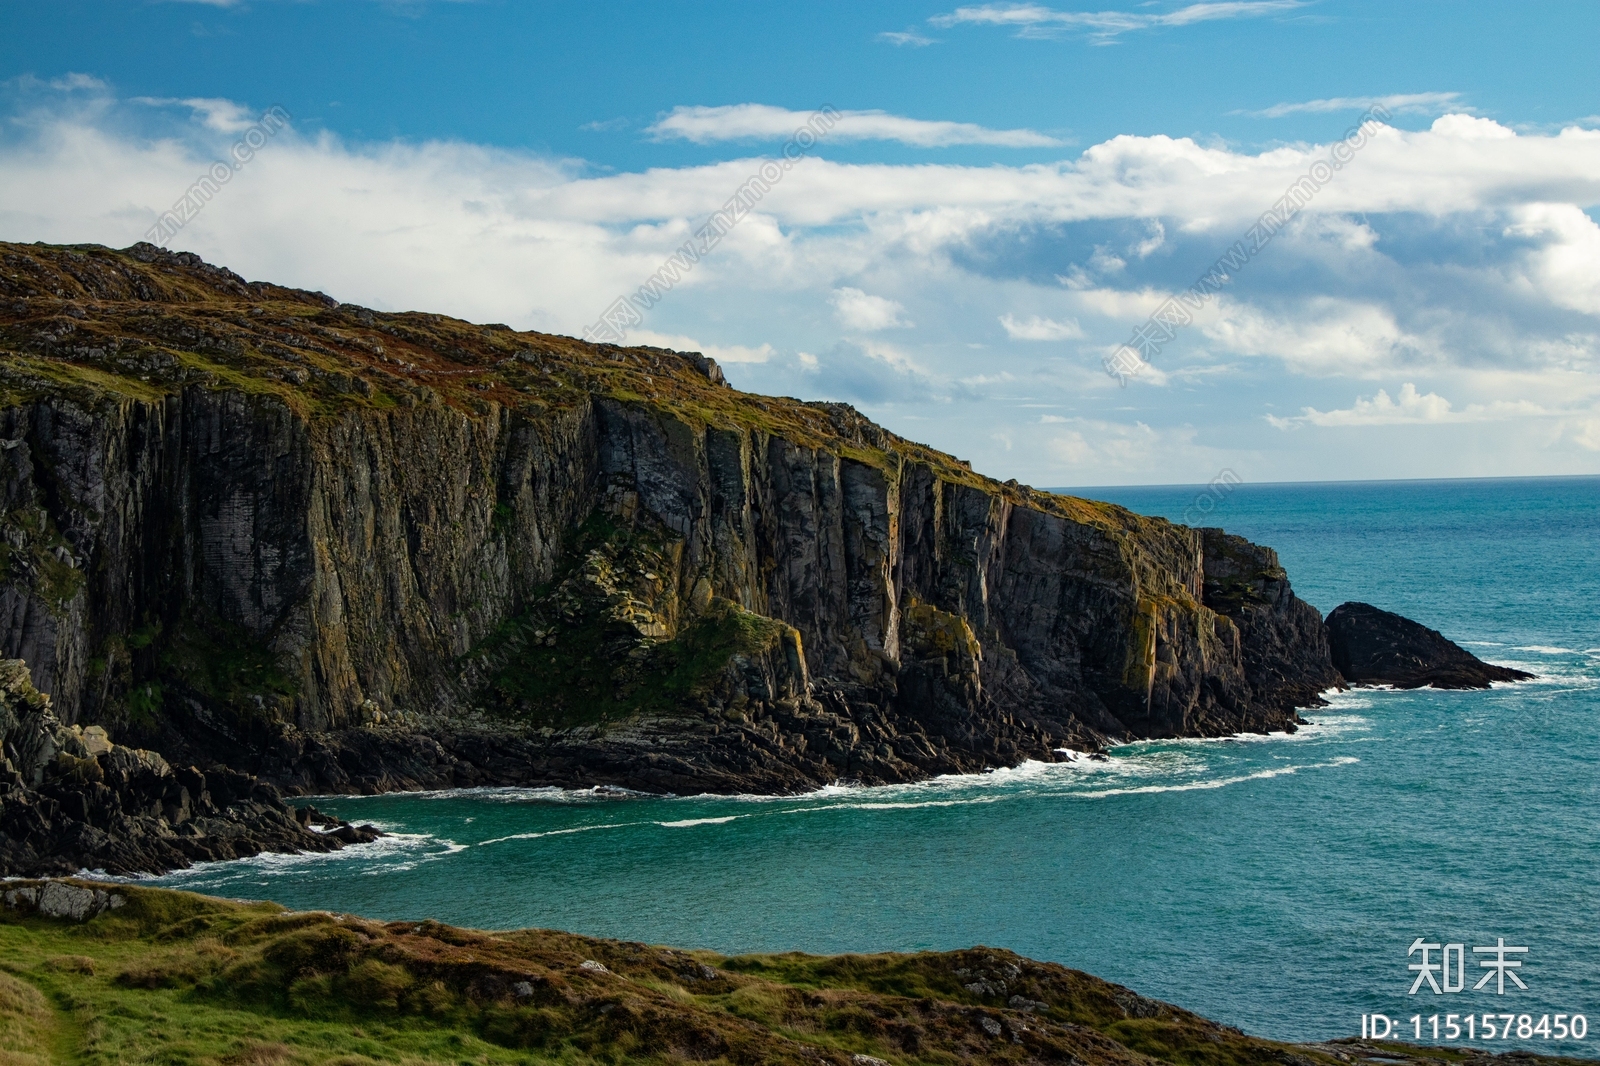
[5,880,1536,1066]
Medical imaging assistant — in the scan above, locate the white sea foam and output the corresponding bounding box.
[149,705,1378,878]
[1069,756,1359,799]
[323,784,652,804]
[1512,645,1579,655]
[476,821,649,846]
[819,795,1010,813]
[140,830,461,884]
[687,755,1098,808]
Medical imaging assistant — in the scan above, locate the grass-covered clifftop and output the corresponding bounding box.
[0,240,1041,508]
[0,879,1559,1066]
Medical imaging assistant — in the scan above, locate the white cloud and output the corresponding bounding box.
[831,287,912,330]
[1503,202,1600,315]
[132,96,258,133]
[1042,417,1235,482]
[878,30,937,46]
[999,312,1083,340]
[621,329,775,364]
[3,83,1600,483]
[1267,383,1546,427]
[646,104,1061,148]
[1240,92,1466,119]
[931,1,1305,42]
[1200,298,1415,376]
[1568,417,1600,450]
[46,73,110,92]
[1429,113,1516,141]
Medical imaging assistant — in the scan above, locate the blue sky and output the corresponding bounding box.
[2,1,1599,486]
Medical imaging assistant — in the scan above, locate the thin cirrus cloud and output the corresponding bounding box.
[929,1,1305,42]
[878,30,937,47]
[646,104,1062,148]
[1238,92,1467,119]
[999,313,1083,340]
[130,96,260,133]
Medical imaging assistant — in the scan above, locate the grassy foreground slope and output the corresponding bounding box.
[0,881,1571,1066]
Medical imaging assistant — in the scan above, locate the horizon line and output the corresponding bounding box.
[1049,472,1600,493]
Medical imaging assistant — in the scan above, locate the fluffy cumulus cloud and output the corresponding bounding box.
[1266,383,1544,428]
[830,288,912,331]
[2,80,1598,484]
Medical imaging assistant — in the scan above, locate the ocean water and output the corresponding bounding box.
[146,476,1600,1051]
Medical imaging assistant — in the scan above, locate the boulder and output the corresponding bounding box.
[1325,602,1534,690]
[2,880,126,921]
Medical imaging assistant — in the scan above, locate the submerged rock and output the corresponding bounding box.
[1325,602,1534,690]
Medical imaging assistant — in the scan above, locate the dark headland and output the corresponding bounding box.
[0,241,1554,1065]
[0,241,1531,878]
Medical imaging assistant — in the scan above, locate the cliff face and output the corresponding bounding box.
[0,241,1342,800]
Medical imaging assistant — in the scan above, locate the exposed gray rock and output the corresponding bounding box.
[2,878,125,921]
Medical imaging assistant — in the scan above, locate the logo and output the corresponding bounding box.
[1408,937,1528,995]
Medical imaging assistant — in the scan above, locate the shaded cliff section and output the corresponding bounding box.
[0,241,1343,803]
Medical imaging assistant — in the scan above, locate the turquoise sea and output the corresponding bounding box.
[147,476,1600,1052]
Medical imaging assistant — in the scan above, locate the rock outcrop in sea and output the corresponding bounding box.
[0,240,1354,870]
[1325,602,1534,689]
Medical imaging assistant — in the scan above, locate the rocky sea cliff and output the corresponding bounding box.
[0,240,1518,877]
